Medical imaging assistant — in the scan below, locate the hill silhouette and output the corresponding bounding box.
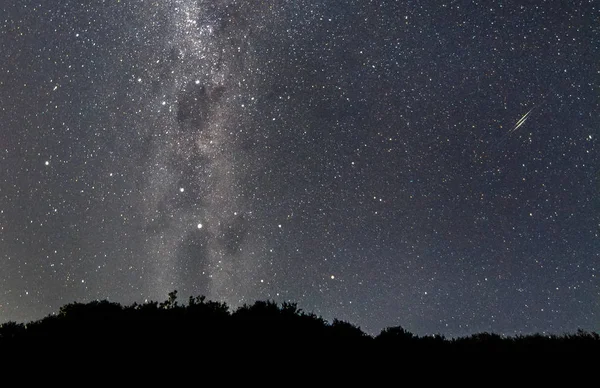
[1,291,598,357]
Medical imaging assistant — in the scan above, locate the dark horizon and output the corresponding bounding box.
[2,291,599,349]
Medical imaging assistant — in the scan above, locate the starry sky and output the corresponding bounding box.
[1,0,598,337]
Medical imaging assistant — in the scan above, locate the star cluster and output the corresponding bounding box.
[0,0,598,336]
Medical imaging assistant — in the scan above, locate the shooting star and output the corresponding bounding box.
[487,106,538,150]
[508,107,534,135]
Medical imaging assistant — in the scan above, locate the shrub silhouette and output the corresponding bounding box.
[1,291,598,355]
[376,326,416,343]
[0,321,26,341]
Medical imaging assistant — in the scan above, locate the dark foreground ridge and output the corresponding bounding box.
[1,291,598,355]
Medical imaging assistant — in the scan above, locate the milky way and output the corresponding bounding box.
[137,0,269,305]
[1,1,598,336]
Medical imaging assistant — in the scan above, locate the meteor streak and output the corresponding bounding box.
[487,106,538,150]
[508,107,534,135]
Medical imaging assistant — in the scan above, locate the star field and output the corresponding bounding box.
[0,0,598,336]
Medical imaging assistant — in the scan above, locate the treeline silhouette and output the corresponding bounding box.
[1,291,598,354]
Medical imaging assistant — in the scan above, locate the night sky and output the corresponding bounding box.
[1,0,598,337]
